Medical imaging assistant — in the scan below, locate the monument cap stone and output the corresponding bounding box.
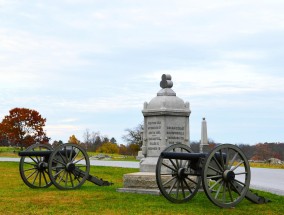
[160,74,173,89]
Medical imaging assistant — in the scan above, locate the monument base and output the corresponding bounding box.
[136,150,144,160]
[139,157,159,172]
[116,172,160,195]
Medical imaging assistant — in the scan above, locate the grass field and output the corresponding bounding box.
[0,146,138,161]
[0,162,283,215]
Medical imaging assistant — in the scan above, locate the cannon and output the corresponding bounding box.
[18,143,112,190]
[156,143,270,208]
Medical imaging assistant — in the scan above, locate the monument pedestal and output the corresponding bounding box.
[117,172,160,195]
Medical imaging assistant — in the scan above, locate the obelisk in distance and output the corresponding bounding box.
[200,117,209,153]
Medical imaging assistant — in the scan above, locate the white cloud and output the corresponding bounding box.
[45,124,81,141]
[54,94,144,113]
[0,0,15,6]
[149,61,284,99]
[0,28,107,89]
[220,50,267,60]
[58,118,78,123]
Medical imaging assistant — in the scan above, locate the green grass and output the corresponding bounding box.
[0,162,283,215]
[0,147,21,157]
[0,146,21,152]
[0,146,138,161]
[249,162,284,169]
[87,151,138,162]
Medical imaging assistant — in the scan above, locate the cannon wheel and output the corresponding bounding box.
[202,144,251,208]
[19,144,53,188]
[156,144,201,203]
[48,143,90,190]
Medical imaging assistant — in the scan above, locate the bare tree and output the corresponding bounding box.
[83,129,92,149]
[122,123,143,147]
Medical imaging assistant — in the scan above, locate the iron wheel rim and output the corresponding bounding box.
[156,143,201,203]
[48,143,90,190]
[202,144,251,208]
[19,144,53,188]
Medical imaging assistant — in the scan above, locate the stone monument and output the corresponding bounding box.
[117,74,191,194]
[140,74,191,172]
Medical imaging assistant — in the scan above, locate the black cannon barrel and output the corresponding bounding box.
[18,150,53,157]
[161,152,207,161]
[19,149,77,158]
[161,151,227,163]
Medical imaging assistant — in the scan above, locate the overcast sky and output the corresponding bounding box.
[1,0,284,145]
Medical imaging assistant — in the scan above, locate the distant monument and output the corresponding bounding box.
[117,74,191,194]
[200,117,209,153]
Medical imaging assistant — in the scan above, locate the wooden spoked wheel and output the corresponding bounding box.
[48,143,90,190]
[156,144,201,203]
[19,144,53,188]
[202,144,251,208]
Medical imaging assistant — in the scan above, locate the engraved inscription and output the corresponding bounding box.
[147,121,162,153]
[167,126,185,144]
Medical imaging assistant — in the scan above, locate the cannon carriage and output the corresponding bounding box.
[156,143,269,208]
[18,143,112,190]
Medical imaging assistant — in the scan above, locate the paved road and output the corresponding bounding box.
[249,167,284,196]
[1,157,283,196]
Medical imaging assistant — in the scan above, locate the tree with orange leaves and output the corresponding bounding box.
[0,108,49,150]
[68,134,80,144]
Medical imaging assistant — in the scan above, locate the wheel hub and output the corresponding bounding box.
[66,163,76,172]
[223,170,235,182]
[37,162,47,171]
[177,168,186,179]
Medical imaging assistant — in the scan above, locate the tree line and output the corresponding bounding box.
[57,130,140,156]
[190,141,284,161]
[0,107,283,160]
[0,108,140,156]
[120,125,284,161]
